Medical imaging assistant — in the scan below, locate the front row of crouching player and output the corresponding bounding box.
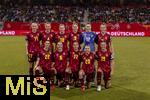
[34,40,112,92]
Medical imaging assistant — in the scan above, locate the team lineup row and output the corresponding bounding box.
[25,23,115,92]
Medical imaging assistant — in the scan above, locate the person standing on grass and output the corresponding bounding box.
[25,23,41,75]
[95,23,115,87]
[96,42,112,91]
[80,23,97,53]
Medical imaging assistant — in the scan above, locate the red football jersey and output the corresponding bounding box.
[97,33,111,51]
[54,51,68,73]
[55,32,69,52]
[69,51,81,72]
[96,50,111,72]
[81,52,95,73]
[69,32,81,51]
[38,48,53,69]
[41,31,54,46]
[26,32,41,54]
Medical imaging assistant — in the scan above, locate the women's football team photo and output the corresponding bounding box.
[25,22,115,92]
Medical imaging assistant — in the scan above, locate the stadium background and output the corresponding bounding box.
[0,0,150,100]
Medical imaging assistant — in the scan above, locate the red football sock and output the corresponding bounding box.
[80,79,84,86]
[65,73,71,85]
[97,72,102,85]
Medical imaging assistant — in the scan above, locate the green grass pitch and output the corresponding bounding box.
[0,36,150,100]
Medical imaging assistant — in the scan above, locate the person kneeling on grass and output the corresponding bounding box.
[96,42,112,91]
[34,40,56,91]
[66,42,81,90]
[53,42,69,89]
[79,45,95,91]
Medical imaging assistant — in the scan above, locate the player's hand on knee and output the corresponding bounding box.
[97,68,102,72]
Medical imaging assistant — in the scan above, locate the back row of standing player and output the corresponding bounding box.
[25,22,115,92]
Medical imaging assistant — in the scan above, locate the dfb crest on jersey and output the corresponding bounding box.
[0,22,4,30]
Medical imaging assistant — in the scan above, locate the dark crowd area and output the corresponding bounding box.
[0,0,149,24]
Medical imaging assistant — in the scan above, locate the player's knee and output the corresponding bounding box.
[79,70,84,79]
[97,67,102,72]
